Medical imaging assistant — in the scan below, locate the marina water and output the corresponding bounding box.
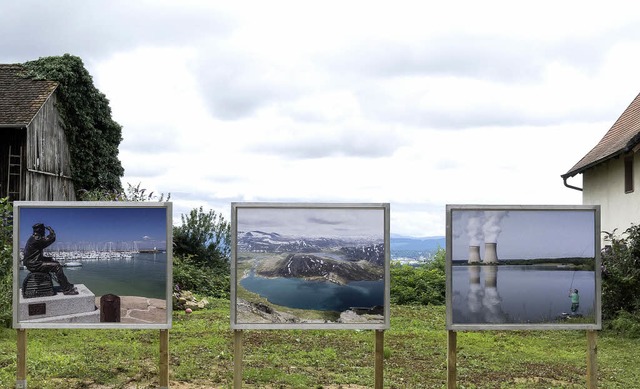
[19,252,167,300]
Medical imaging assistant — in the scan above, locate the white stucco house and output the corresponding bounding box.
[562,92,640,241]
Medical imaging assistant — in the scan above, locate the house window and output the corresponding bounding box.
[625,155,634,193]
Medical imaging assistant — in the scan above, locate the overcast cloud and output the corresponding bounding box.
[2,1,639,236]
[236,207,384,238]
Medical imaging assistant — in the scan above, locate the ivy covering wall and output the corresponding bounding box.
[21,54,124,193]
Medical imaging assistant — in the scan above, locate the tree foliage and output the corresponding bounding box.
[172,207,230,299]
[173,206,230,268]
[173,207,231,298]
[0,198,13,327]
[390,248,446,306]
[77,182,170,202]
[21,54,124,193]
[602,225,640,320]
[173,255,230,299]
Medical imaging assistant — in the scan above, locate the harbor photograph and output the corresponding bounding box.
[14,203,172,327]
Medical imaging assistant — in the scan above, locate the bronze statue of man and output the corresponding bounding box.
[23,223,78,295]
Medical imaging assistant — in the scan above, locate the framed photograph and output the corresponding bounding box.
[231,203,390,330]
[446,205,601,330]
[13,201,172,329]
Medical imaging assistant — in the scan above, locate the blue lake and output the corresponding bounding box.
[240,271,384,312]
[19,253,168,300]
[452,265,596,324]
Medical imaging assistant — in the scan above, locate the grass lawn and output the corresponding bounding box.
[1,299,639,388]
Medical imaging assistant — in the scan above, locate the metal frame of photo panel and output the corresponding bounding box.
[12,201,173,329]
[230,202,391,330]
[445,204,602,331]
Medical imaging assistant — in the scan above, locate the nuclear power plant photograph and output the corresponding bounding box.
[446,205,601,330]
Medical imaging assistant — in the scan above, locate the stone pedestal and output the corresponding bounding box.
[18,284,100,323]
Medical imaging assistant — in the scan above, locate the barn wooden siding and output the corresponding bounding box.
[23,91,75,201]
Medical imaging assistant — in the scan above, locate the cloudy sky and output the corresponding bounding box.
[236,205,385,238]
[3,1,640,237]
[451,208,596,260]
[18,205,168,250]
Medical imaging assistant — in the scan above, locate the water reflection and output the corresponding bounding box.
[453,265,595,324]
[466,265,506,323]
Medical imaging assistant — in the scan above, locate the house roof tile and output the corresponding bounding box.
[0,63,58,127]
[563,92,640,178]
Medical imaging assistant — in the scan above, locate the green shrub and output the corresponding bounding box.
[0,266,11,328]
[608,310,640,338]
[77,182,169,202]
[602,225,640,320]
[171,207,230,301]
[0,198,13,327]
[173,206,229,268]
[390,248,446,306]
[173,255,229,300]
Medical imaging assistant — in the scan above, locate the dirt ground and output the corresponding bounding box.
[95,295,167,324]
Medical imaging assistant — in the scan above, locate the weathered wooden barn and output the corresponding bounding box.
[0,64,75,201]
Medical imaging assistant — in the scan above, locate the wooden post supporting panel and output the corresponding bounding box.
[587,330,597,389]
[159,329,169,389]
[234,329,243,389]
[447,330,457,389]
[16,329,27,389]
[374,330,384,389]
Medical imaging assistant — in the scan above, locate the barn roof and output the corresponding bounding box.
[563,92,640,178]
[0,64,58,128]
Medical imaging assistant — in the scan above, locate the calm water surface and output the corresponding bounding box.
[19,253,167,299]
[452,265,596,324]
[240,270,384,312]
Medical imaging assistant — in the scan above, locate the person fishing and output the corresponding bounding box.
[568,288,579,314]
[23,223,78,295]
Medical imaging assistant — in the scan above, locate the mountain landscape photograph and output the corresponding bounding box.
[231,204,389,328]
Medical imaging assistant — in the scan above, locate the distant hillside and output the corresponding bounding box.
[238,230,444,261]
[390,236,445,252]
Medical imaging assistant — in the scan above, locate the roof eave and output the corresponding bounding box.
[0,124,27,129]
[562,147,633,179]
[24,84,58,129]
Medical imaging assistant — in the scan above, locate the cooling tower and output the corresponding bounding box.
[468,245,481,263]
[484,242,498,264]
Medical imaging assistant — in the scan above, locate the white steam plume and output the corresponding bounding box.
[482,211,508,243]
[466,212,485,246]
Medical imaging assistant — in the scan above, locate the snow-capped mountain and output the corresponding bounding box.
[257,253,383,284]
[237,230,380,254]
